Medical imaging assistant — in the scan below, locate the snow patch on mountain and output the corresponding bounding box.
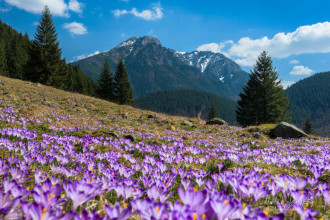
[118,39,137,48]
[200,57,211,73]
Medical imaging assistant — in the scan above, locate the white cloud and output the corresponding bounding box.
[289,60,299,64]
[120,0,129,2]
[72,50,100,61]
[197,40,233,54]
[4,0,83,17]
[197,43,223,53]
[33,21,39,26]
[63,22,87,36]
[281,80,295,89]
[68,0,83,14]
[112,3,163,21]
[290,66,314,75]
[197,22,330,66]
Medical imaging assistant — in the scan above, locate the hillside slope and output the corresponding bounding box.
[286,71,330,136]
[0,76,329,219]
[74,36,249,100]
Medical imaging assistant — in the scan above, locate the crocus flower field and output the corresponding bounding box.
[0,76,329,219]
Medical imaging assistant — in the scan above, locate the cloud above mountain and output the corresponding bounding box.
[112,3,163,21]
[4,0,83,17]
[198,22,330,66]
[290,66,314,75]
[63,22,87,36]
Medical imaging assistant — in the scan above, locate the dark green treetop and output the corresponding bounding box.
[304,118,313,135]
[97,59,114,101]
[207,104,219,121]
[236,51,291,127]
[114,59,134,106]
[25,5,64,85]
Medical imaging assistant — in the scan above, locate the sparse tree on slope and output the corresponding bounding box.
[97,59,114,101]
[113,59,134,106]
[304,118,313,134]
[25,5,65,85]
[207,104,219,121]
[236,51,291,126]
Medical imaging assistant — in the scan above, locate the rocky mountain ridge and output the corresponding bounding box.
[74,36,249,99]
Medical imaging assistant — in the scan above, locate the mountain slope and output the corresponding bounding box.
[136,89,237,124]
[74,36,249,100]
[286,71,330,136]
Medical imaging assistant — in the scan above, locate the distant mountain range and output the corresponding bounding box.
[74,36,249,100]
[286,71,330,136]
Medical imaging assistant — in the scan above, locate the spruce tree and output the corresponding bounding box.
[236,51,291,127]
[207,104,219,121]
[304,118,313,134]
[113,59,134,106]
[97,59,114,101]
[25,5,63,84]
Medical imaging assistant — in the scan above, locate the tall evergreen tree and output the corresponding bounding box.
[304,118,313,134]
[207,104,219,121]
[25,5,64,85]
[236,51,291,127]
[97,59,114,101]
[113,59,134,106]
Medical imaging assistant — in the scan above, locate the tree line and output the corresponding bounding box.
[0,6,134,106]
[135,89,237,123]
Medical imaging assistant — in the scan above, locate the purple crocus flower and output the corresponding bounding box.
[195,177,205,188]
[11,184,30,199]
[3,178,17,193]
[289,176,307,190]
[32,189,66,209]
[322,189,330,208]
[307,177,318,187]
[276,200,292,214]
[210,199,238,220]
[63,181,96,209]
[270,181,282,197]
[21,201,71,220]
[178,187,209,216]
[105,202,134,220]
[253,184,271,201]
[310,165,325,179]
[205,180,217,192]
[0,190,19,216]
[293,204,319,220]
[114,184,143,201]
[291,190,310,206]
[34,168,47,184]
[147,185,173,203]
[181,178,194,191]
[218,163,224,172]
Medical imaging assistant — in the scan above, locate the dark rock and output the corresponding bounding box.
[147,114,157,119]
[206,117,228,125]
[0,80,4,85]
[124,134,137,142]
[106,132,119,139]
[269,122,307,139]
[182,120,193,126]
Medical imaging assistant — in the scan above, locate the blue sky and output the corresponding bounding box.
[1,0,330,88]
